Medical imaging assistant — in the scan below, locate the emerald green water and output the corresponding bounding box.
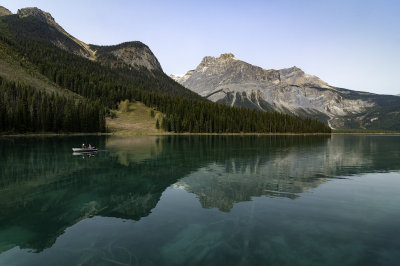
[0,135,399,266]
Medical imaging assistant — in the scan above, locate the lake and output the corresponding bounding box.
[0,135,399,266]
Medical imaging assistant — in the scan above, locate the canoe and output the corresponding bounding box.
[73,152,96,156]
[72,148,98,152]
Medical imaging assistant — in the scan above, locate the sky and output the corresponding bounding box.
[1,0,400,95]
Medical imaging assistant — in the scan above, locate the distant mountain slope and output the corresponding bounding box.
[173,54,400,130]
[1,7,163,72]
[8,7,96,59]
[0,6,200,100]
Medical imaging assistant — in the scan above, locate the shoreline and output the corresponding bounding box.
[1,132,399,137]
[0,132,108,137]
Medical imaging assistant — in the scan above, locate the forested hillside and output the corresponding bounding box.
[0,10,331,134]
[0,77,105,132]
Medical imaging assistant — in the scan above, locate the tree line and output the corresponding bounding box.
[156,98,330,133]
[0,77,105,133]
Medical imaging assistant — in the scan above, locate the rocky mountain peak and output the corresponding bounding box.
[0,6,12,16]
[170,70,195,84]
[280,66,303,75]
[218,53,235,60]
[172,53,283,97]
[199,56,215,65]
[279,66,305,81]
[279,66,329,87]
[17,7,56,26]
[199,53,236,66]
[91,41,162,71]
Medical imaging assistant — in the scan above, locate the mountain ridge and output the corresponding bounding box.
[2,6,161,71]
[172,53,400,130]
[0,6,11,16]
[90,41,163,71]
[17,7,97,60]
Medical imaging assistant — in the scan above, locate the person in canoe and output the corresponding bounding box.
[72,144,97,152]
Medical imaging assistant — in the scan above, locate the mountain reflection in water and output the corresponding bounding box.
[0,135,399,255]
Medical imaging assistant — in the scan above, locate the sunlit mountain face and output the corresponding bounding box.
[172,54,400,131]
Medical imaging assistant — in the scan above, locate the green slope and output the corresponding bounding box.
[0,13,202,101]
[0,37,80,99]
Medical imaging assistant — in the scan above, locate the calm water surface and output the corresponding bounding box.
[0,135,399,266]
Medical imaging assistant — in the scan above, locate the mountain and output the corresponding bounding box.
[0,5,329,134]
[3,7,163,71]
[91,42,163,71]
[10,7,96,59]
[172,53,400,130]
[0,5,193,133]
[0,6,202,99]
[0,6,11,16]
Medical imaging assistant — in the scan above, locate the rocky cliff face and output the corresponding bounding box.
[172,54,400,130]
[6,7,160,72]
[18,7,59,28]
[0,6,12,16]
[91,42,162,71]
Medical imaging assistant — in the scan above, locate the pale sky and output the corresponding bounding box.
[1,0,400,95]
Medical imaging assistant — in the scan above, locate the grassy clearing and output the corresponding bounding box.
[106,101,164,135]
